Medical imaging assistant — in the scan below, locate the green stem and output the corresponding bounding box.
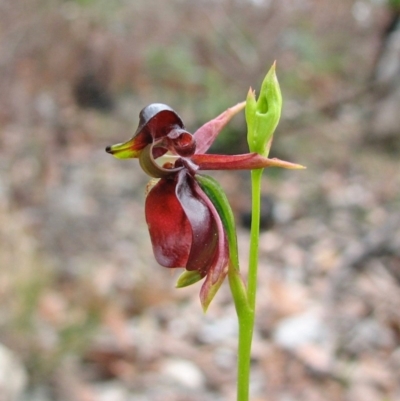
[229,168,263,401]
[228,263,253,401]
[236,305,255,401]
[247,169,263,310]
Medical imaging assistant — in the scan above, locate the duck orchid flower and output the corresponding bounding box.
[106,98,303,310]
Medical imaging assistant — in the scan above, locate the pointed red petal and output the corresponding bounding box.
[191,153,306,171]
[193,101,245,154]
[200,267,228,312]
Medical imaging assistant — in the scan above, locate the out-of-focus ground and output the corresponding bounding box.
[1,0,400,400]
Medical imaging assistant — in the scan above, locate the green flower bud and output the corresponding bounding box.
[246,62,282,157]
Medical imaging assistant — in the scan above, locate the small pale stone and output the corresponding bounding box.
[0,343,27,401]
[160,358,205,389]
[273,309,327,350]
[93,381,129,401]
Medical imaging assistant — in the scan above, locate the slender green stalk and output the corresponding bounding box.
[228,250,253,401]
[247,169,263,310]
[229,167,263,401]
[236,304,254,401]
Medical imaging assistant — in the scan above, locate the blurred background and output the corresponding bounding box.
[1,0,400,400]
